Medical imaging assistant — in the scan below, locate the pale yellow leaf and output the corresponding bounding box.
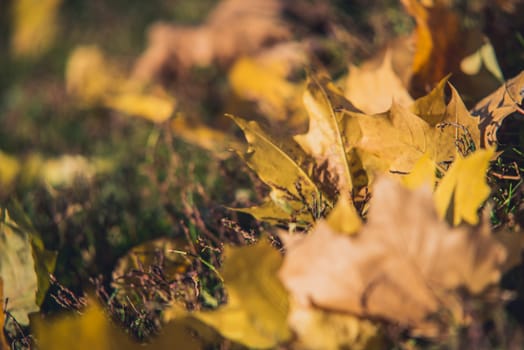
[345,50,414,114]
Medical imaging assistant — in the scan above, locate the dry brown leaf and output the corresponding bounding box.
[345,50,414,114]
[471,70,524,147]
[325,194,361,235]
[279,177,506,335]
[133,0,290,81]
[401,0,461,94]
[287,297,383,350]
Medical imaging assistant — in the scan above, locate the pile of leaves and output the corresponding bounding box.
[1,0,524,349]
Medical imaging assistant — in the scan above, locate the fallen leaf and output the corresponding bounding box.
[34,298,211,350]
[66,45,176,123]
[325,194,361,235]
[295,72,363,195]
[11,0,62,58]
[40,155,113,187]
[228,44,307,125]
[434,148,494,226]
[133,0,290,80]
[190,239,292,349]
[494,229,524,272]
[471,70,524,147]
[232,199,312,227]
[279,177,506,335]
[0,207,56,325]
[400,0,461,93]
[345,50,414,114]
[411,77,481,153]
[288,297,382,350]
[104,91,175,123]
[229,114,329,226]
[343,101,454,175]
[0,278,9,350]
[0,151,21,190]
[66,45,119,104]
[170,116,237,159]
[401,153,436,190]
[398,0,501,101]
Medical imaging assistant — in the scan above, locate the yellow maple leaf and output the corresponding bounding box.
[0,207,56,325]
[190,239,292,349]
[434,148,494,226]
[295,73,362,195]
[229,114,329,226]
